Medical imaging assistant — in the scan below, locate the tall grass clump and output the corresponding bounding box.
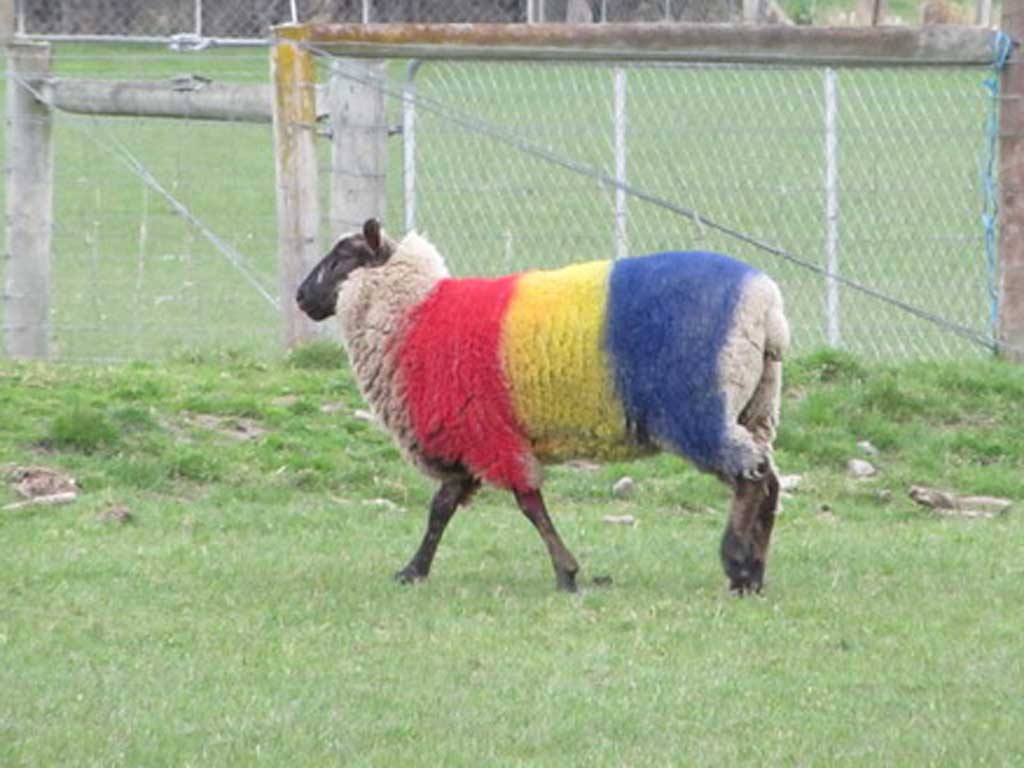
[46,404,119,453]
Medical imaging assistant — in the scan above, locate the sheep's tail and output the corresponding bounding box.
[761,278,790,363]
[737,277,789,452]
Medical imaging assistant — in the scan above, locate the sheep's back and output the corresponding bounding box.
[502,260,637,462]
[393,250,774,490]
[605,250,762,471]
[397,274,540,492]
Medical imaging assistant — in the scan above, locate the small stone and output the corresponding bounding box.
[611,476,636,498]
[847,458,878,478]
[779,474,803,492]
[353,409,377,423]
[602,514,636,526]
[857,440,880,456]
[364,497,401,512]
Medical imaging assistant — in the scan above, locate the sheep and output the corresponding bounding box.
[296,218,789,594]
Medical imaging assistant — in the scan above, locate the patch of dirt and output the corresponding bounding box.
[183,413,268,441]
[3,465,78,498]
[98,505,134,524]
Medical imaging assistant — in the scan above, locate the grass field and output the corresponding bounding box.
[0,42,1004,362]
[1,346,1023,765]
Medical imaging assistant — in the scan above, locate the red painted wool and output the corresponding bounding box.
[396,275,536,491]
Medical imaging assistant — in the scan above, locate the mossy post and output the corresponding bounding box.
[999,0,1024,363]
[271,25,321,349]
[3,42,54,360]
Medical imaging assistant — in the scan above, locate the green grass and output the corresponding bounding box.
[1,349,1023,765]
[0,43,1004,362]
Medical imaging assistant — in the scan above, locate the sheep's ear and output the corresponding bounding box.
[363,218,381,253]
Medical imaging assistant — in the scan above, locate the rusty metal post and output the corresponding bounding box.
[998,4,1024,362]
[271,25,321,349]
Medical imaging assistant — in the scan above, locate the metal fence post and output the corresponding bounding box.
[328,59,388,238]
[403,60,422,234]
[998,1,1024,362]
[612,66,628,260]
[271,27,320,349]
[824,66,840,347]
[4,42,54,359]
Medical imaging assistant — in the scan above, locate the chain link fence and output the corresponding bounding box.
[375,57,996,359]
[14,0,737,39]
[1,49,284,360]
[0,28,1006,361]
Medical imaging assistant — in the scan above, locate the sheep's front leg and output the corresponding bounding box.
[720,464,779,594]
[514,489,579,592]
[395,474,479,584]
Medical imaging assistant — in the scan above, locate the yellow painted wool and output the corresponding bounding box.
[502,260,640,462]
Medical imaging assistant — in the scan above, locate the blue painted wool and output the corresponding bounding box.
[606,251,758,473]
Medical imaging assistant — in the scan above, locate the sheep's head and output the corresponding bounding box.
[720,466,778,595]
[296,218,392,321]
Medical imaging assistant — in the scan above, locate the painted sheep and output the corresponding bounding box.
[296,219,789,594]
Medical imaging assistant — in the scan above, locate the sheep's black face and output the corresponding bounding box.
[296,218,391,321]
[720,467,779,595]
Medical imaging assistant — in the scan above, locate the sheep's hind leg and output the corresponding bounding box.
[395,474,479,584]
[514,489,579,592]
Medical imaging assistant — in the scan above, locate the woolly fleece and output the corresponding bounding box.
[334,230,788,492]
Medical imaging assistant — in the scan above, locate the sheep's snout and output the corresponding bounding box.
[296,279,336,322]
[720,468,778,595]
[720,526,765,595]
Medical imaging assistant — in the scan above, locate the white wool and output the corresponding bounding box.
[334,231,454,479]
[715,273,790,475]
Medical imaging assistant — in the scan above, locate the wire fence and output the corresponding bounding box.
[369,55,999,359]
[1,50,284,360]
[0,37,1009,362]
[13,0,734,40]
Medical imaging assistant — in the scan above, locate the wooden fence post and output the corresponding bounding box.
[327,59,388,239]
[0,0,14,42]
[4,42,54,360]
[998,0,1024,362]
[271,26,321,350]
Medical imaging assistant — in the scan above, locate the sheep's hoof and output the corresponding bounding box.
[556,570,579,593]
[394,567,426,585]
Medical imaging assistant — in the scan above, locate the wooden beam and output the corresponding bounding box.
[4,43,54,360]
[271,31,322,349]
[327,60,388,237]
[289,22,1000,66]
[0,0,14,43]
[48,78,273,123]
[998,3,1024,362]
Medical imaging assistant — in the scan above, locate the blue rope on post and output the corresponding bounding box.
[982,31,1015,345]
